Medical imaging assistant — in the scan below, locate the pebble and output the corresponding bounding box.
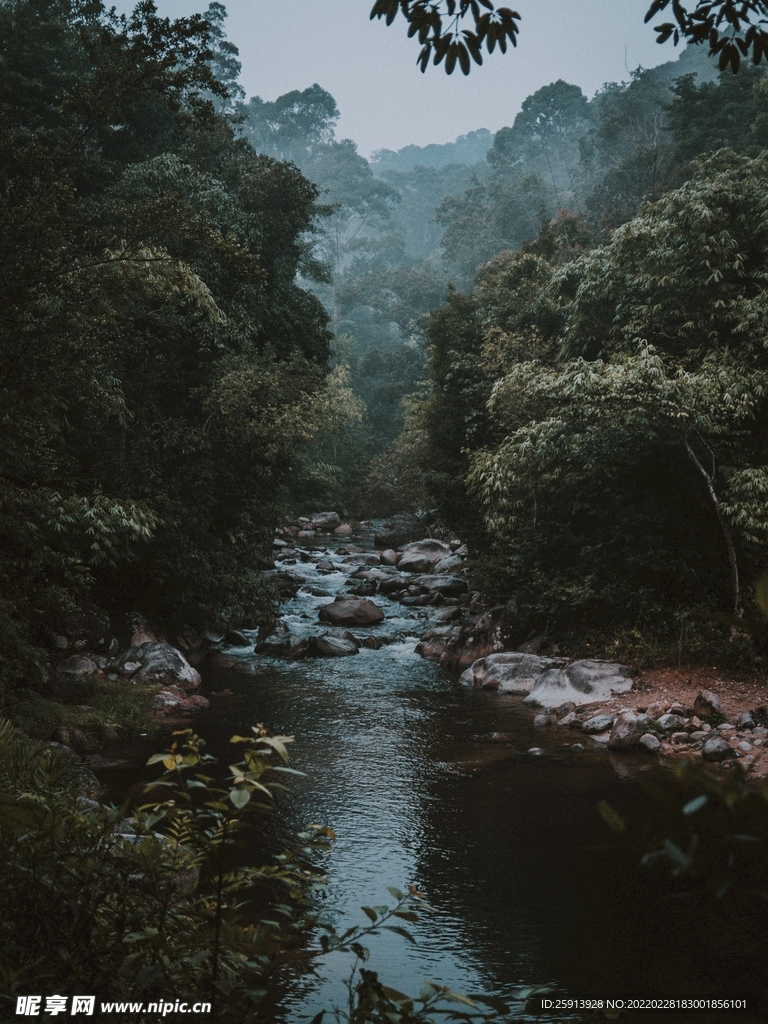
[533,714,550,729]
[737,740,753,753]
[570,743,585,752]
[528,747,544,757]
[670,731,690,744]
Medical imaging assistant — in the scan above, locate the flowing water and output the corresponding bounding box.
[109,527,762,1022]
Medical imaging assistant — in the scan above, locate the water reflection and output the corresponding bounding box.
[128,530,762,1022]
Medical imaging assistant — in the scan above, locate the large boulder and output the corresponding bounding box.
[115,642,201,691]
[398,539,452,573]
[311,511,341,531]
[318,598,385,626]
[524,659,633,707]
[460,653,561,694]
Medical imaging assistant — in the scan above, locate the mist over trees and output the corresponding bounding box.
[4,0,768,692]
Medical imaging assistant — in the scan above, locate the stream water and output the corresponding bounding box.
[108,526,761,1023]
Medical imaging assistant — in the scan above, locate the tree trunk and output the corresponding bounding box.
[684,434,743,621]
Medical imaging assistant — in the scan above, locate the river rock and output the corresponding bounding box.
[582,714,615,734]
[379,574,411,595]
[224,629,251,646]
[308,633,359,658]
[702,735,735,761]
[638,733,661,753]
[51,726,102,754]
[380,549,400,566]
[461,652,561,694]
[318,598,385,626]
[694,689,723,719]
[398,539,452,573]
[115,642,202,691]
[433,554,464,574]
[656,713,687,731]
[432,606,461,623]
[523,660,633,707]
[737,711,756,729]
[334,523,353,535]
[311,511,341,531]
[153,686,210,715]
[409,574,468,596]
[51,656,104,702]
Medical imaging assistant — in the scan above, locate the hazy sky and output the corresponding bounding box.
[149,0,691,157]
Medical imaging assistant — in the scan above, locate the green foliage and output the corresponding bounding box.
[0,719,327,1020]
[374,0,768,74]
[0,0,342,690]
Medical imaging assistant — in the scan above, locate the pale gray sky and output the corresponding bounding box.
[150,0,692,157]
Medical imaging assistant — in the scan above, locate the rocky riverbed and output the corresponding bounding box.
[40,511,768,780]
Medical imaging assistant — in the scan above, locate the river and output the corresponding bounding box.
[110,526,762,1023]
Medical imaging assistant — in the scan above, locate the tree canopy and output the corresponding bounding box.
[370,0,768,75]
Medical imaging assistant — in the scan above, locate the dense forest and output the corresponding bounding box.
[4,0,768,693]
[3,0,768,1018]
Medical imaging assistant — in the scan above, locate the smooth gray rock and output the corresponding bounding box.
[656,713,687,731]
[528,747,544,756]
[409,574,468,596]
[433,554,464,574]
[702,735,735,761]
[694,689,723,719]
[380,549,400,566]
[318,598,385,626]
[398,539,452,573]
[582,714,615,734]
[671,731,691,744]
[308,633,360,658]
[571,743,586,752]
[533,714,551,729]
[638,733,661,752]
[608,711,650,750]
[737,740,753,753]
[311,511,341,530]
[738,711,756,729]
[524,659,633,707]
[460,652,561,693]
[115,642,201,691]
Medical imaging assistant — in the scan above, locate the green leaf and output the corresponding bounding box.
[383,924,416,943]
[229,787,251,809]
[682,795,708,815]
[361,906,379,922]
[599,800,626,833]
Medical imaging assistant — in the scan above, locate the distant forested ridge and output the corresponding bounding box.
[4,0,768,700]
